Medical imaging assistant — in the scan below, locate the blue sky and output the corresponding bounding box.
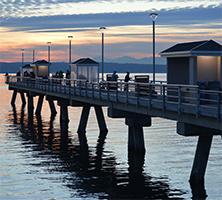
[0,0,221,62]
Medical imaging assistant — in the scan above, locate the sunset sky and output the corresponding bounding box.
[0,0,221,63]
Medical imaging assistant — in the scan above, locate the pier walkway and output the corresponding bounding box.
[7,76,222,131]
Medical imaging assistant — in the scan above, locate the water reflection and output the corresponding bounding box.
[8,106,185,199]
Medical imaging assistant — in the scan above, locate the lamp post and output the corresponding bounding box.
[150,12,158,83]
[68,35,73,64]
[21,49,24,67]
[32,49,35,63]
[47,42,51,62]
[99,27,106,81]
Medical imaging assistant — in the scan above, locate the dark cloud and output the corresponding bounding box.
[0,6,221,32]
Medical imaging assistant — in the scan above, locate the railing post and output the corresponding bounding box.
[163,85,166,112]
[108,82,110,101]
[79,80,82,96]
[85,81,88,97]
[74,80,76,95]
[60,79,62,93]
[116,83,118,102]
[149,84,152,110]
[178,86,182,115]
[69,80,71,98]
[126,83,129,105]
[92,83,95,99]
[137,83,139,107]
[217,92,221,121]
[196,88,200,118]
[99,82,102,100]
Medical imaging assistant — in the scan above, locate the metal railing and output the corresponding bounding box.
[6,76,222,120]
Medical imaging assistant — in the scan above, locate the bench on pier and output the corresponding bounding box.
[105,74,118,90]
[135,75,156,97]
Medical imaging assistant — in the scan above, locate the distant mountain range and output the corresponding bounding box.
[99,56,166,65]
[0,62,166,73]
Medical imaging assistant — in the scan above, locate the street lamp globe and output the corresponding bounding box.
[150,12,158,21]
[68,35,73,40]
[99,27,106,34]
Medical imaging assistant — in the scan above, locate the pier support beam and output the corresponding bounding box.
[94,106,108,142]
[190,135,213,199]
[11,90,17,106]
[20,92,26,106]
[59,100,69,128]
[48,99,57,116]
[190,135,213,182]
[27,92,34,126]
[125,117,151,153]
[77,105,91,136]
[35,95,44,115]
[77,105,91,146]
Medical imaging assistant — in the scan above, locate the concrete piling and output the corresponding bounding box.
[94,106,108,141]
[48,99,57,116]
[59,101,69,126]
[126,118,146,153]
[190,135,213,182]
[189,135,213,199]
[125,117,151,153]
[27,92,34,126]
[20,92,26,106]
[77,105,91,136]
[77,105,91,146]
[11,90,17,106]
[35,95,44,115]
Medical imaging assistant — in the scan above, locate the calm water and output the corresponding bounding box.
[0,74,221,200]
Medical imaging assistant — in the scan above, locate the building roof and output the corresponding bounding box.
[32,60,50,65]
[72,58,99,65]
[160,40,222,57]
[22,64,32,68]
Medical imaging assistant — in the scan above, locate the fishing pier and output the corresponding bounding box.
[6,40,222,197]
[7,76,222,184]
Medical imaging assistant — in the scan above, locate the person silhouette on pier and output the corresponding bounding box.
[124,72,131,91]
[111,71,118,82]
[124,72,130,82]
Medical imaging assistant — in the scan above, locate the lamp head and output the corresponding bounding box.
[150,12,158,21]
[99,27,106,34]
[68,35,73,39]
[47,42,52,45]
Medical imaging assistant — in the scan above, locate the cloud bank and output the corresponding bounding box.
[1,6,221,32]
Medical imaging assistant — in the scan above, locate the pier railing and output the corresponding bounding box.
[7,76,222,120]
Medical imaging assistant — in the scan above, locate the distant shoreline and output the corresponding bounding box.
[0,62,166,74]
